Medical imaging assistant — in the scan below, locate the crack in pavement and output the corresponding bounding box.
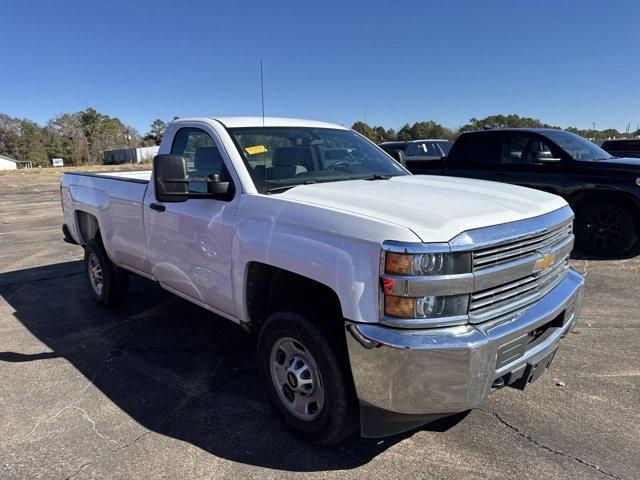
[58,356,243,479]
[63,432,150,480]
[12,354,118,446]
[477,408,626,480]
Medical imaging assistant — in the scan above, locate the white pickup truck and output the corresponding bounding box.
[61,117,585,444]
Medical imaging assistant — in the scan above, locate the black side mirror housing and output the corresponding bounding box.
[533,150,562,164]
[204,174,230,195]
[153,154,231,202]
[154,154,188,203]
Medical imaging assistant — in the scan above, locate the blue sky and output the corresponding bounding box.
[2,0,639,134]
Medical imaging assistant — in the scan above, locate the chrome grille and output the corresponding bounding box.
[469,256,569,323]
[473,222,572,270]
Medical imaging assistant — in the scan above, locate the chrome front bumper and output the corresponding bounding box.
[346,268,584,430]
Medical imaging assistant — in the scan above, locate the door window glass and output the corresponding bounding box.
[502,135,554,165]
[171,128,231,194]
[461,134,501,165]
[405,142,440,157]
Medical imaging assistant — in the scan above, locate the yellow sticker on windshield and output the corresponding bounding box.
[245,145,268,155]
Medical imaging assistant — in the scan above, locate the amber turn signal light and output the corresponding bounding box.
[384,295,416,318]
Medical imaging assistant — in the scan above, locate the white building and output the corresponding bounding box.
[103,146,159,165]
[0,154,18,171]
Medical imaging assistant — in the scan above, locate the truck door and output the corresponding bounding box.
[497,132,566,197]
[444,132,502,181]
[144,126,238,317]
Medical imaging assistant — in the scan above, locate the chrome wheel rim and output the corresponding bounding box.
[88,253,104,296]
[270,337,324,421]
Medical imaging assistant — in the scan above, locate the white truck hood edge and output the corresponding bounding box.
[280,175,568,243]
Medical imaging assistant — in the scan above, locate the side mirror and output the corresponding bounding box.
[533,150,562,164]
[391,149,406,166]
[154,154,188,203]
[153,154,231,202]
[204,174,230,195]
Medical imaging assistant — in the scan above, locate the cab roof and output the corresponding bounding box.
[175,116,348,130]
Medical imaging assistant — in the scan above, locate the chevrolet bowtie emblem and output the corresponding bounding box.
[535,253,556,271]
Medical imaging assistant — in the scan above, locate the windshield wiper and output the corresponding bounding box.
[264,180,316,194]
[265,185,298,194]
[364,174,392,180]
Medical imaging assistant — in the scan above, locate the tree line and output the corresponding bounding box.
[0,109,172,167]
[352,114,640,144]
[1,109,637,167]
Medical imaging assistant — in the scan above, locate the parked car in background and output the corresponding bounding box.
[601,138,640,158]
[61,117,584,444]
[406,128,640,257]
[379,139,452,168]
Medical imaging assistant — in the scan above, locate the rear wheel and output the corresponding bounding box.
[575,201,638,257]
[84,239,129,307]
[257,311,359,445]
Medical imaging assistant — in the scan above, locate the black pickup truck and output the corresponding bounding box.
[406,128,640,257]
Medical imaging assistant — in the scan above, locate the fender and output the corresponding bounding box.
[232,194,420,324]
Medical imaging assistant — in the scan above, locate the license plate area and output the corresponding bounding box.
[510,348,557,390]
[495,311,564,371]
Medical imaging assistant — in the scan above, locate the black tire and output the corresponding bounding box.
[83,239,129,308]
[575,200,638,257]
[257,311,359,445]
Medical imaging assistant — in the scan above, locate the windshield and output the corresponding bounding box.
[544,130,614,161]
[228,127,408,193]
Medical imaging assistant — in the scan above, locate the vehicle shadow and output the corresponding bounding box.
[0,261,465,471]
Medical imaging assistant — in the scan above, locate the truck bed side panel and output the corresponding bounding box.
[62,173,150,274]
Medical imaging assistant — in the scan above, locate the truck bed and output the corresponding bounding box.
[67,170,152,183]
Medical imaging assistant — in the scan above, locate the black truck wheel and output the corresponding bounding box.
[257,311,359,445]
[575,201,638,257]
[84,239,129,307]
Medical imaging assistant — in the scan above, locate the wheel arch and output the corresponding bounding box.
[568,188,640,212]
[75,210,102,244]
[244,262,345,334]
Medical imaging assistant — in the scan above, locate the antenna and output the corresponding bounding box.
[260,59,265,127]
[259,59,266,189]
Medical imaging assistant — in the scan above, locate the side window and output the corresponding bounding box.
[461,134,501,165]
[171,128,231,194]
[502,135,554,165]
[404,143,421,157]
[419,142,440,156]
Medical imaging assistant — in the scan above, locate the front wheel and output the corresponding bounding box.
[257,311,359,445]
[575,201,638,257]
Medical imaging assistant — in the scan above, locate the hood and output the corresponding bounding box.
[280,175,568,243]
[596,157,640,168]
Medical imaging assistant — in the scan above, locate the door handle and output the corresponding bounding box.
[149,202,166,212]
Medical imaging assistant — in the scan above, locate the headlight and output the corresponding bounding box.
[636,177,640,187]
[380,242,472,325]
[384,294,469,319]
[384,251,471,276]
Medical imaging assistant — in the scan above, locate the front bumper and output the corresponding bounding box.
[345,268,584,436]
